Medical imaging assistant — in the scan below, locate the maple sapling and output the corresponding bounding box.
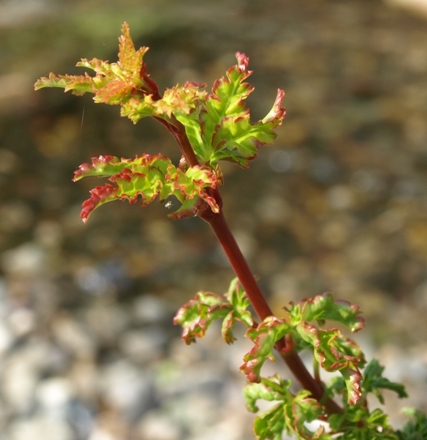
[35,23,426,439]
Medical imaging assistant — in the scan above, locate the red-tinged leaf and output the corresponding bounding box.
[210,114,278,166]
[262,89,287,126]
[73,155,130,181]
[286,292,365,333]
[75,154,221,222]
[164,52,286,168]
[284,390,327,440]
[241,317,291,383]
[341,368,363,407]
[93,79,135,105]
[80,184,117,223]
[173,291,232,345]
[285,293,366,405]
[120,95,156,123]
[196,53,286,168]
[201,52,253,154]
[35,23,152,108]
[296,321,364,405]
[76,58,116,75]
[120,82,207,124]
[220,279,254,343]
[206,59,252,119]
[174,279,254,345]
[170,165,221,214]
[244,375,292,413]
[34,72,98,96]
[118,22,149,74]
[74,154,173,221]
[167,196,205,220]
[73,154,171,181]
[110,168,166,205]
[155,82,207,118]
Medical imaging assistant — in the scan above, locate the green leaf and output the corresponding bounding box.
[244,375,292,413]
[246,378,290,440]
[286,292,365,333]
[175,108,210,162]
[173,291,231,345]
[224,277,254,328]
[73,154,220,222]
[203,53,253,149]
[206,54,286,168]
[240,317,290,383]
[397,408,427,440]
[174,278,254,345]
[219,278,253,343]
[362,359,408,404]
[244,376,330,440]
[175,53,286,168]
[329,406,398,440]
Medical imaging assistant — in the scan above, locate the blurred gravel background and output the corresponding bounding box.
[1,0,427,439]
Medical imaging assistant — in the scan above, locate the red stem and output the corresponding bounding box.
[206,212,275,321]
[153,116,200,168]
[206,211,342,415]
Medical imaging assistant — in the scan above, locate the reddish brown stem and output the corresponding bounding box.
[206,211,275,321]
[206,210,342,415]
[153,116,200,168]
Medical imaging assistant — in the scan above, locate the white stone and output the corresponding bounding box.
[0,321,13,355]
[36,377,73,410]
[132,295,169,324]
[8,415,73,440]
[136,411,180,440]
[8,307,35,337]
[1,243,46,275]
[120,329,166,364]
[1,358,37,413]
[99,360,153,420]
[52,315,96,358]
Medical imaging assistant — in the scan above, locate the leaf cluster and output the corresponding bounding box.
[174,280,411,440]
[35,22,285,221]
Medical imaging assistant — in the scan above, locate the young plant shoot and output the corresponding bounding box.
[35,23,426,439]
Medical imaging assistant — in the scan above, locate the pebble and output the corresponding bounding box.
[131,295,171,325]
[136,411,181,440]
[52,314,97,359]
[1,243,46,276]
[98,360,155,422]
[8,416,74,440]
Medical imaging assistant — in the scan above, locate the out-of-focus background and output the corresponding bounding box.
[1,0,427,439]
